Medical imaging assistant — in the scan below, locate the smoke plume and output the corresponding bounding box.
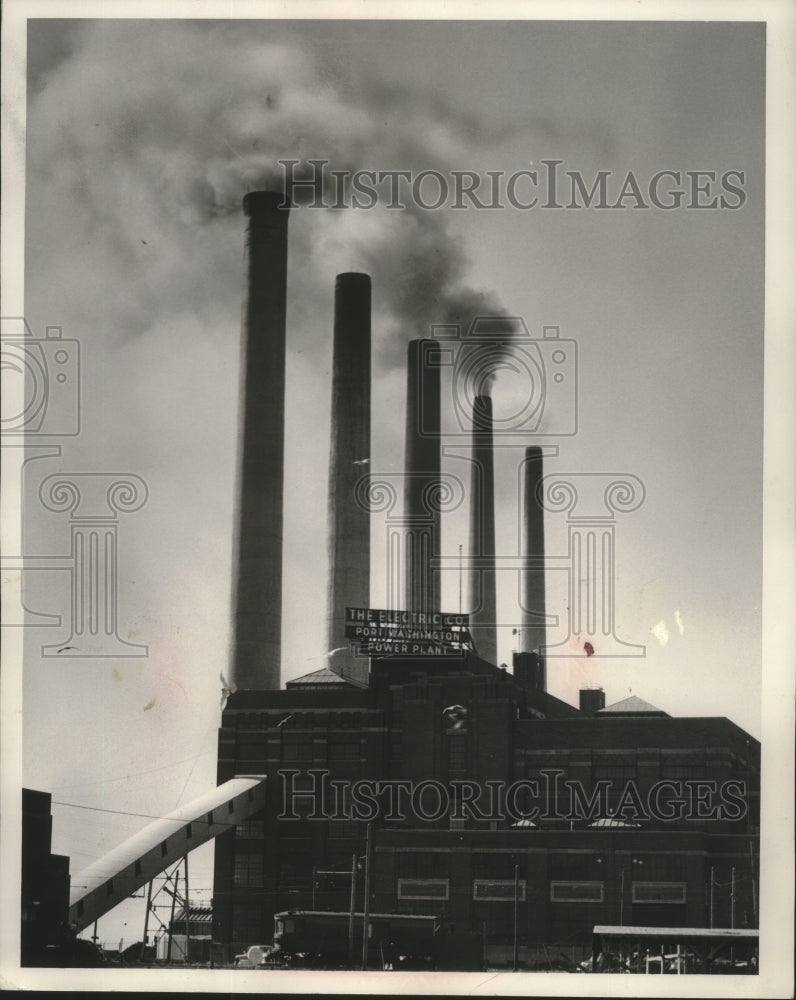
[26,19,518,363]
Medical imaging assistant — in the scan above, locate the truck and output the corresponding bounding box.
[272,909,470,970]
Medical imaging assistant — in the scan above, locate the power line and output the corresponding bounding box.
[51,749,215,790]
[51,800,236,828]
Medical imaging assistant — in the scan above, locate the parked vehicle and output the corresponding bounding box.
[233,944,280,968]
[272,910,444,969]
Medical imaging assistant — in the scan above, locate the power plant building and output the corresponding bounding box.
[211,192,760,965]
[213,659,759,960]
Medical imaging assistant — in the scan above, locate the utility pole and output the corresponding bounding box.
[620,869,625,927]
[360,823,372,971]
[167,868,179,962]
[512,864,520,972]
[730,867,736,929]
[347,853,357,968]
[709,866,715,929]
[312,866,317,909]
[184,854,191,964]
[749,841,757,922]
[140,879,153,961]
[458,544,463,614]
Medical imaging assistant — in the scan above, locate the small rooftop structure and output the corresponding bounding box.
[170,904,213,930]
[286,666,357,689]
[597,695,669,717]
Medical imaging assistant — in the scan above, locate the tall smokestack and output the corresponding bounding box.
[404,339,440,615]
[520,446,546,689]
[229,191,290,692]
[327,273,371,687]
[468,395,497,665]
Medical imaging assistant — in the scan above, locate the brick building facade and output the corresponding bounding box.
[212,653,759,960]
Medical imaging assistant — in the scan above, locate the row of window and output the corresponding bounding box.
[232,842,691,886]
[239,736,726,778]
[395,878,687,904]
[527,765,709,781]
[281,737,364,761]
[232,847,688,878]
[235,712,365,729]
[236,819,363,840]
[398,853,687,882]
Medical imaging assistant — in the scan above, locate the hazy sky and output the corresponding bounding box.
[13,14,767,949]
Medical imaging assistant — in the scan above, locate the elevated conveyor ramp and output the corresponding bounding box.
[68,775,266,932]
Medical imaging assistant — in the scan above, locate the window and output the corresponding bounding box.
[278,860,305,891]
[281,736,313,762]
[247,712,269,729]
[448,736,466,772]
[329,819,360,840]
[106,880,115,896]
[594,756,637,780]
[397,879,449,900]
[473,879,527,901]
[632,881,686,904]
[275,916,295,936]
[661,764,707,780]
[160,840,168,857]
[550,881,604,903]
[329,737,362,761]
[233,852,264,886]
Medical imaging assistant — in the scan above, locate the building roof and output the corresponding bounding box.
[593,926,759,940]
[596,695,669,717]
[286,666,357,688]
[172,905,213,927]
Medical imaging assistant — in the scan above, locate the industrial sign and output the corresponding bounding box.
[345,608,471,657]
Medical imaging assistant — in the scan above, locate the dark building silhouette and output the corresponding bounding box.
[22,789,72,965]
[212,656,759,961]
